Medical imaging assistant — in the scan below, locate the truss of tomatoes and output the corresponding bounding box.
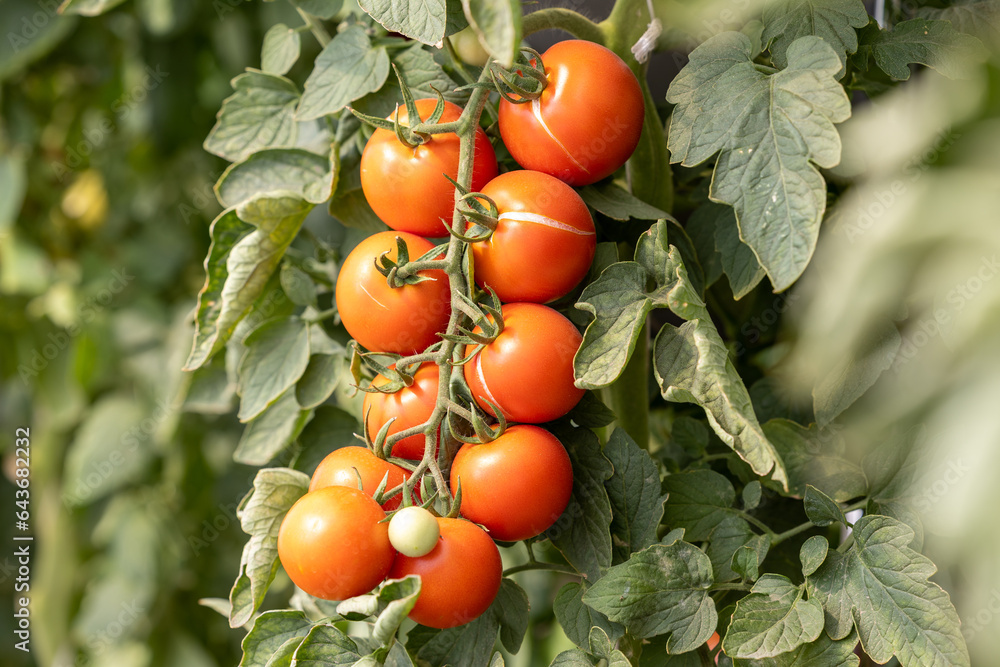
[280,40,644,630]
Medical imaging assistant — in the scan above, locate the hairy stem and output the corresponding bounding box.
[522,8,606,44]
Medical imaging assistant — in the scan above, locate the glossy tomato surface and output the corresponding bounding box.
[464,302,584,423]
[498,40,644,186]
[451,424,573,541]
[388,517,502,628]
[309,446,410,510]
[472,170,595,303]
[335,231,450,354]
[277,486,395,601]
[361,99,498,237]
[363,363,439,460]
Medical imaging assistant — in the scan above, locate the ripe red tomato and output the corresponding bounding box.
[363,363,439,460]
[277,486,395,601]
[472,170,595,303]
[388,517,502,628]
[498,40,644,186]
[464,302,584,423]
[451,424,573,541]
[335,231,450,354]
[360,98,499,237]
[309,446,411,510]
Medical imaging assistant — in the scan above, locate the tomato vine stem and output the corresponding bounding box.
[294,7,331,48]
[522,8,606,44]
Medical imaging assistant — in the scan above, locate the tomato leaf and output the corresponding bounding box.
[654,321,788,488]
[229,468,311,628]
[553,582,624,651]
[685,203,725,290]
[292,0,343,20]
[296,353,345,411]
[216,148,336,208]
[204,71,301,163]
[359,0,465,46]
[562,391,617,429]
[582,541,717,649]
[462,0,521,68]
[803,485,848,527]
[706,516,758,584]
[238,318,311,422]
[604,428,667,564]
[291,623,367,664]
[372,576,422,645]
[234,390,312,465]
[578,182,669,222]
[713,203,765,300]
[915,2,1000,44]
[353,42,464,119]
[544,424,613,582]
[853,18,987,81]
[732,629,861,666]
[239,610,313,667]
[799,535,829,578]
[328,164,390,232]
[762,0,869,74]
[731,534,769,582]
[261,24,301,76]
[722,575,824,659]
[667,34,851,291]
[184,196,312,371]
[761,420,867,501]
[806,515,969,665]
[663,470,737,542]
[296,25,390,121]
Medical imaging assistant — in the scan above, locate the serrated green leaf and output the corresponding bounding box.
[564,391,617,429]
[239,610,313,667]
[544,424,613,581]
[353,42,464,118]
[185,196,311,370]
[714,204,765,300]
[359,0,455,45]
[372,577,422,645]
[762,419,867,501]
[803,485,847,527]
[916,2,1000,44]
[216,148,335,208]
[279,263,318,308]
[550,649,599,666]
[554,582,624,651]
[605,428,667,564]
[588,627,631,667]
[291,624,365,665]
[462,0,521,67]
[731,534,769,582]
[667,33,851,291]
[705,515,756,583]
[204,71,300,162]
[262,24,301,76]
[230,468,311,628]
[723,575,824,659]
[855,18,988,81]
[663,470,736,542]
[654,321,787,488]
[235,390,311,465]
[762,0,869,74]
[813,319,900,427]
[238,318,311,422]
[297,25,390,121]
[733,628,860,667]
[582,541,717,649]
[806,515,969,665]
[579,181,670,222]
[296,353,344,410]
[685,204,725,290]
[799,535,828,577]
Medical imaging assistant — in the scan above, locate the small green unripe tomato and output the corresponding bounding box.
[450,27,490,67]
[388,506,440,557]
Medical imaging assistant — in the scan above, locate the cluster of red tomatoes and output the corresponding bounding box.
[278,40,644,630]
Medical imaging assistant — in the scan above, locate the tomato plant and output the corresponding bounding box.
[334,230,451,354]
[471,169,596,303]
[363,363,439,460]
[451,424,573,541]
[360,98,498,237]
[498,40,644,186]
[277,486,396,601]
[464,302,584,423]
[388,517,503,629]
[309,445,411,510]
[388,505,441,557]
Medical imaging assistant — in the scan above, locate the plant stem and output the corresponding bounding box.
[503,562,581,577]
[443,36,499,124]
[295,7,331,48]
[771,498,869,546]
[522,8,606,44]
[710,582,751,592]
[740,511,776,537]
[604,319,650,447]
